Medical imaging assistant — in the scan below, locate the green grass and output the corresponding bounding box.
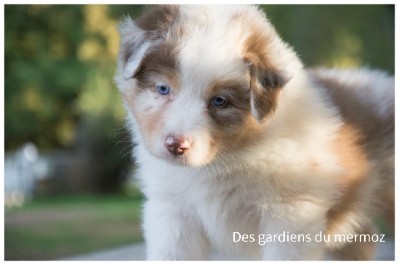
[5,193,144,260]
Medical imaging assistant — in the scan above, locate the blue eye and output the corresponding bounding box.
[211,96,227,107]
[157,84,171,95]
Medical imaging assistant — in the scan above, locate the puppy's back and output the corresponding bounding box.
[308,68,393,149]
[308,68,394,226]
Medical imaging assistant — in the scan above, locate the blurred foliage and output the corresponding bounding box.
[4,5,394,191]
[263,5,394,72]
[5,5,144,150]
[5,5,145,193]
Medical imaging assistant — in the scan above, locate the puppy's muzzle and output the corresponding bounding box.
[165,134,191,156]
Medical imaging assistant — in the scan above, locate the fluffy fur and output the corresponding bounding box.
[114,5,394,260]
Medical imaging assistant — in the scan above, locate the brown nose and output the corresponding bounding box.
[165,135,191,156]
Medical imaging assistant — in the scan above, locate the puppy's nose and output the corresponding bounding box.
[165,134,191,156]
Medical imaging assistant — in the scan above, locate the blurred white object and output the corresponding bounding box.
[4,142,49,207]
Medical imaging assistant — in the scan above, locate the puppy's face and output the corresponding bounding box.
[115,5,291,166]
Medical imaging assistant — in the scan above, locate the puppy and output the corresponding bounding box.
[114,5,394,260]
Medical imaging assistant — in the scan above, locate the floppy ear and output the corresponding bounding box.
[117,5,179,80]
[118,17,153,80]
[246,56,289,122]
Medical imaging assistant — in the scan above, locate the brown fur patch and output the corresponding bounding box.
[206,79,250,106]
[193,75,264,155]
[326,125,370,233]
[122,5,181,71]
[312,74,394,149]
[210,113,265,155]
[248,68,283,120]
[204,79,264,154]
[243,32,274,69]
[134,42,179,90]
[243,32,288,121]
[311,72,395,231]
[243,32,288,89]
[207,79,252,132]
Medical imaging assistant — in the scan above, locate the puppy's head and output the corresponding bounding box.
[115,5,298,166]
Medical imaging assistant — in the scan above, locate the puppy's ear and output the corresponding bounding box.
[118,17,151,80]
[243,41,289,122]
[243,29,291,122]
[117,5,178,79]
[247,61,289,122]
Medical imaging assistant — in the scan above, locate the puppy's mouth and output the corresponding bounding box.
[162,152,193,166]
[161,149,213,168]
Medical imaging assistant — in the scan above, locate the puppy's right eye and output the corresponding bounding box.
[157,84,171,95]
[211,96,227,107]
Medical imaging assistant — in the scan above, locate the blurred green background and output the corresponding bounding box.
[4,5,394,260]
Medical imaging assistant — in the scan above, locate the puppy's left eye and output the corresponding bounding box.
[211,96,227,107]
[157,84,171,95]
